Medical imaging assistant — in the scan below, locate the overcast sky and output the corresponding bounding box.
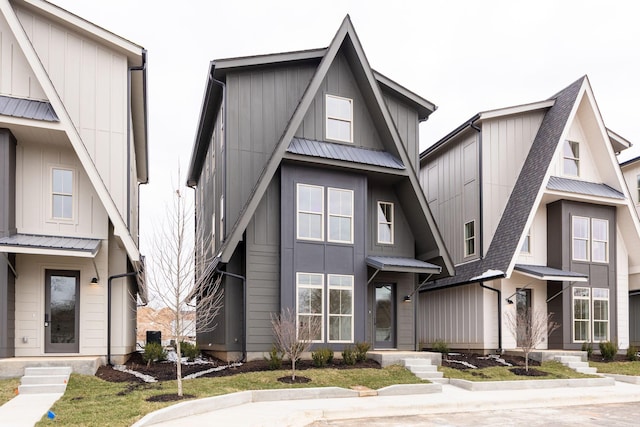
[52,0,640,250]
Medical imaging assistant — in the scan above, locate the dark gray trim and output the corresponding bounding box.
[366,256,441,274]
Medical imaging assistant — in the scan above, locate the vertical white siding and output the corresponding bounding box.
[16,7,129,218]
[548,116,602,183]
[515,204,547,266]
[501,276,548,350]
[616,227,630,349]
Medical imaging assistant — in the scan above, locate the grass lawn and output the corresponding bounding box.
[440,361,599,382]
[589,361,640,376]
[0,378,20,405]
[35,365,422,427]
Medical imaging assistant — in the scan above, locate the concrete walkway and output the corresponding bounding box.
[0,393,63,427]
[134,380,640,427]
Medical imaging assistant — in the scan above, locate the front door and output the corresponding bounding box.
[45,270,80,353]
[516,288,532,347]
[374,284,395,349]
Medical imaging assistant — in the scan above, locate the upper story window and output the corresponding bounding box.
[297,184,324,241]
[591,219,608,263]
[520,228,531,253]
[572,216,589,261]
[377,202,394,244]
[328,188,353,243]
[572,216,608,263]
[563,140,580,176]
[52,168,73,220]
[326,94,353,143]
[464,220,475,257]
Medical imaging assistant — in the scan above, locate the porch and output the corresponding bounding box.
[0,356,103,378]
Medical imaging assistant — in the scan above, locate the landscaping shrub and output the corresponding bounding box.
[312,347,334,367]
[581,341,593,358]
[178,341,199,361]
[432,339,450,355]
[626,345,639,362]
[342,346,356,365]
[599,340,618,361]
[354,341,370,362]
[143,342,167,366]
[264,345,283,370]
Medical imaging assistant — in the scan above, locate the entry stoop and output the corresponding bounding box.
[402,358,447,383]
[18,366,71,394]
[554,355,598,375]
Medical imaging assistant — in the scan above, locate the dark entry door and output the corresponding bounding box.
[516,288,532,347]
[45,270,80,353]
[374,284,395,348]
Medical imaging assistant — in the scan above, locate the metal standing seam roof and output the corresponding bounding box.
[366,256,441,274]
[0,95,58,122]
[0,234,101,255]
[287,137,405,170]
[547,176,624,199]
[514,264,588,282]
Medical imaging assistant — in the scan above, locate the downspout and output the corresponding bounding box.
[107,271,138,366]
[470,121,483,258]
[479,282,502,353]
[214,267,246,362]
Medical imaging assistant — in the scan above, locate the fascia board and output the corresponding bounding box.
[608,128,632,151]
[514,270,588,282]
[0,245,96,257]
[373,70,436,118]
[213,48,326,72]
[2,0,140,263]
[0,115,63,130]
[544,189,627,205]
[478,100,555,121]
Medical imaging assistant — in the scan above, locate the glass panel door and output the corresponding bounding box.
[516,288,532,347]
[45,270,80,353]
[374,284,395,348]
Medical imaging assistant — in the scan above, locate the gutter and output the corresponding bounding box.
[420,114,481,162]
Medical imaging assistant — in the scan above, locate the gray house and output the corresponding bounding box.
[187,16,453,361]
[418,76,640,353]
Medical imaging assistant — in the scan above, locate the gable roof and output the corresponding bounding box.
[189,15,453,276]
[426,77,585,289]
[1,0,146,269]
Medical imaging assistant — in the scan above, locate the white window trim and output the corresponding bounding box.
[296,183,325,241]
[49,166,76,222]
[325,94,353,143]
[464,220,476,257]
[327,274,354,343]
[591,218,609,263]
[520,228,531,254]
[572,286,591,343]
[563,140,580,177]
[592,288,610,343]
[296,272,324,343]
[571,216,590,262]
[377,201,394,245]
[327,187,354,244]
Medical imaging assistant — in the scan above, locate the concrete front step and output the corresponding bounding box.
[21,374,69,385]
[402,358,444,380]
[554,356,598,375]
[24,366,72,377]
[19,366,71,394]
[18,384,68,394]
[556,356,582,363]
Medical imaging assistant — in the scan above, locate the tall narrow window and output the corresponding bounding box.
[326,95,353,142]
[592,288,609,342]
[521,228,531,253]
[636,174,640,204]
[573,287,590,342]
[52,168,73,219]
[328,275,354,342]
[591,219,608,263]
[297,184,324,241]
[328,188,353,243]
[377,202,394,244]
[572,216,589,261]
[563,140,580,176]
[464,221,475,257]
[296,273,324,341]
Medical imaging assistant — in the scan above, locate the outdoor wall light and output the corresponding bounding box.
[403,295,412,303]
[90,277,99,286]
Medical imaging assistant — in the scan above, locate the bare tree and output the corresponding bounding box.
[270,308,321,381]
[506,307,560,371]
[146,180,223,397]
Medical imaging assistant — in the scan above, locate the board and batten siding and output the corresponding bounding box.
[224,63,315,231]
[16,6,131,220]
[481,111,544,253]
[382,92,419,170]
[15,144,109,238]
[367,185,414,258]
[418,284,485,350]
[420,130,479,264]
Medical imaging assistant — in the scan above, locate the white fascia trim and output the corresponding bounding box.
[544,190,627,205]
[515,270,588,283]
[0,245,96,258]
[607,129,631,150]
[0,115,62,130]
[1,0,140,263]
[478,100,555,121]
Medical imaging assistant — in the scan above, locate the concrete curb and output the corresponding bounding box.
[602,374,640,385]
[449,376,615,391]
[252,387,358,402]
[377,383,442,396]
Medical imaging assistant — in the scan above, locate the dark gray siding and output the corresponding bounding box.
[367,184,414,258]
[382,92,419,170]
[245,176,281,353]
[297,51,384,152]
[547,200,617,349]
[0,129,16,358]
[225,63,316,232]
[631,295,640,347]
[281,164,367,349]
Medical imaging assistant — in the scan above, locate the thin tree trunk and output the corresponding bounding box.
[177,340,183,397]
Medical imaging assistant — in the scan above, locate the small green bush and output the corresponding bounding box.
[142,342,167,366]
[354,341,370,362]
[626,345,639,361]
[432,339,450,355]
[342,346,356,365]
[581,341,593,358]
[264,345,283,370]
[599,340,618,361]
[312,347,334,367]
[178,341,199,361]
